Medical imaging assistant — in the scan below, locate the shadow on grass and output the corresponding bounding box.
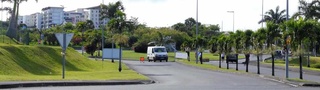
[38,46,84,72]
[2,46,55,75]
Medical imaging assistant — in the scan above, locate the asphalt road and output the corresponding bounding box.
[207,54,320,84]
[11,60,318,90]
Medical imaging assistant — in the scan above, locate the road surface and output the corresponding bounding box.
[12,60,319,90]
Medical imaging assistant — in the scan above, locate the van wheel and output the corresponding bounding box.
[160,60,162,62]
[147,57,151,62]
[153,58,156,62]
[166,59,168,62]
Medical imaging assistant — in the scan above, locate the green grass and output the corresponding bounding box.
[0,35,19,45]
[264,56,320,71]
[0,44,147,81]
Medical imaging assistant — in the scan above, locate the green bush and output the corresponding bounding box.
[311,63,320,69]
[133,41,148,53]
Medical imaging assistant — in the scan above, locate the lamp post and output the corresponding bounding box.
[227,11,234,32]
[285,0,289,79]
[196,0,199,64]
[261,0,264,28]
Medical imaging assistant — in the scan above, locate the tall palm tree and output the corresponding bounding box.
[293,0,320,20]
[266,21,281,76]
[100,1,124,20]
[100,1,126,63]
[259,6,286,24]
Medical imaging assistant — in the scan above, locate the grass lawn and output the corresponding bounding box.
[264,56,320,71]
[0,35,19,45]
[85,50,245,62]
[0,44,147,81]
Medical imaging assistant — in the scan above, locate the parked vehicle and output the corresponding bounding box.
[147,46,168,62]
[226,54,237,63]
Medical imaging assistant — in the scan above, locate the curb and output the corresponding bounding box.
[0,80,155,89]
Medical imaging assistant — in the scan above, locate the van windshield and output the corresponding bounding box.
[153,48,167,52]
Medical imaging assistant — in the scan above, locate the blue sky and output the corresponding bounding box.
[0,0,305,31]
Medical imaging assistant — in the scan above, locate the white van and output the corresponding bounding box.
[147,46,168,62]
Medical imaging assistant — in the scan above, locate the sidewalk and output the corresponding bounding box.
[0,80,154,89]
[206,59,320,87]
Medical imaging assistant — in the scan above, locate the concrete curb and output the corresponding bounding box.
[0,80,155,89]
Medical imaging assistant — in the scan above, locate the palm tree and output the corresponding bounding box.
[232,30,244,71]
[101,1,127,63]
[259,6,286,24]
[285,18,318,79]
[224,32,233,69]
[265,21,281,76]
[293,0,320,20]
[100,1,125,20]
[217,34,226,68]
[113,33,129,72]
[76,21,87,55]
[242,29,254,72]
[252,28,267,74]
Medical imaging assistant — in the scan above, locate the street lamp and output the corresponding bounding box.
[285,0,289,79]
[196,0,199,64]
[227,11,234,32]
[262,0,264,28]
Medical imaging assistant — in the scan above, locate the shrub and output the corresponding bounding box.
[133,41,148,53]
[85,43,97,56]
[311,63,320,69]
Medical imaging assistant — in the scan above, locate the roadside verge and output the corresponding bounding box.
[0,80,155,89]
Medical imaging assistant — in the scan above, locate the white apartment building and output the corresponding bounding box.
[84,6,109,29]
[20,5,109,29]
[34,13,43,29]
[17,16,23,25]
[20,13,42,29]
[64,9,85,25]
[41,7,64,29]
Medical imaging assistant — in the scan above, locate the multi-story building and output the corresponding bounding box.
[21,12,42,29]
[41,7,64,29]
[34,13,43,29]
[83,6,109,29]
[22,15,32,27]
[64,9,85,25]
[17,16,23,25]
[21,5,109,29]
